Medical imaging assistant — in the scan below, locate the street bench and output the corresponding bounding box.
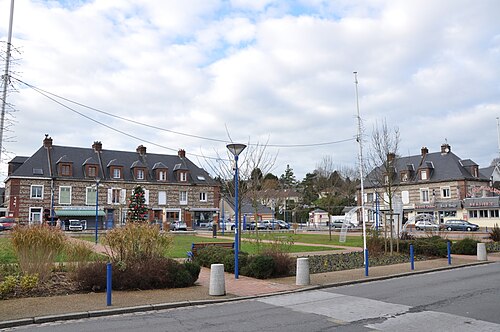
[189,242,235,258]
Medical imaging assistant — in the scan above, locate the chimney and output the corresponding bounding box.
[43,134,53,148]
[136,145,146,156]
[92,141,102,152]
[421,147,428,157]
[441,143,451,154]
[387,152,396,163]
[178,149,186,158]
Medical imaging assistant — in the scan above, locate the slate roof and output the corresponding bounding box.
[8,144,216,185]
[365,149,488,188]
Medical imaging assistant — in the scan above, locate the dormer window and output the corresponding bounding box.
[111,167,122,179]
[87,165,98,178]
[179,172,187,182]
[60,163,72,177]
[401,172,408,182]
[134,168,146,180]
[157,170,167,181]
[420,170,428,180]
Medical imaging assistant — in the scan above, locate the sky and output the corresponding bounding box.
[0,0,499,181]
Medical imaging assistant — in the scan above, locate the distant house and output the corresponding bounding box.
[308,208,329,226]
[361,144,498,228]
[4,135,220,229]
[220,197,273,226]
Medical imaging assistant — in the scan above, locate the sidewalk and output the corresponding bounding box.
[0,246,498,329]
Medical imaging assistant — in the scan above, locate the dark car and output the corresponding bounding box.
[442,219,479,231]
[0,217,18,230]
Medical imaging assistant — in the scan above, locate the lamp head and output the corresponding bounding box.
[226,143,247,157]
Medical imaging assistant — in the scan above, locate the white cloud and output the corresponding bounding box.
[0,0,499,180]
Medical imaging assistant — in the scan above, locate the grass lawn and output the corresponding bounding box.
[0,237,17,264]
[241,232,364,248]
[167,234,338,258]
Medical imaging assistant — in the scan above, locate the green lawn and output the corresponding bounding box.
[0,237,17,264]
[241,232,364,248]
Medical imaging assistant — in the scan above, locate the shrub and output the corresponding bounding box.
[400,231,415,240]
[19,274,39,291]
[194,246,249,273]
[242,255,275,279]
[0,275,18,297]
[102,223,173,264]
[366,231,385,256]
[260,250,294,277]
[11,225,65,281]
[488,223,500,242]
[74,257,199,291]
[399,236,448,257]
[64,240,100,273]
[452,238,480,255]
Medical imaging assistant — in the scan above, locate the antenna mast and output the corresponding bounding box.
[0,0,15,165]
[354,71,367,262]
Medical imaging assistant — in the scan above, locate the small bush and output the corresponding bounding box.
[19,274,39,291]
[64,240,100,273]
[74,257,198,291]
[242,255,275,279]
[399,236,448,257]
[11,225,65,282]
[194,246,249,274]
[261,250,294,277]
[366,231,385,256]
[488,223,500,242]
[452,238,480,255]
[0,275,18,297]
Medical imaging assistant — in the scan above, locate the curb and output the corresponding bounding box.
[0,260,494,330]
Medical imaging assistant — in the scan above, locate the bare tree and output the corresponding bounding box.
[366,120,401,254]
[203,140,277,246]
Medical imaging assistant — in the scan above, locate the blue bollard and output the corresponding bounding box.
[106,262,112,306]
[410,244,414,270]
[364,249,369,277]
[447,241,451,265]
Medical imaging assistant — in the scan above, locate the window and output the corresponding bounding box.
[87,166,97,177]
[441,187,451,199]
[86,187,97,205]
[59,186,71,205]
[136,169,145,180]
[490,210,499,218]
[384,175,389,184]
[111,167,122,179]
[179,191,188,205]
[31,185,43,199]
[469,210,478,218]
[180,172,187,182]
[158,191,167,205]
[60,164,71,176]
[401,172,408,182]
[29,207,42,225]
[479,210,488,218]
[420,170,428,180]
[366,193,374,203]
[420,189,429,203]
[158,170,167,181]
[199,192,207,202]
[107,188,126,204]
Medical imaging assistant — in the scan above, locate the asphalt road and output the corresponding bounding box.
[9,263,500,332]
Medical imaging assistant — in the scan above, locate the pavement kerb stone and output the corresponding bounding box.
[0,260,494,330]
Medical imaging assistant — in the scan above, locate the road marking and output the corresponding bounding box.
[258,290,500,330]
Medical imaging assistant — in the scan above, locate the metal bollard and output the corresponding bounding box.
[477,243,487,261]
[106,262,112,306]
[410,244,414,270]
[296,258,310,285]
[209,264,226,296]
[447,241,451,265]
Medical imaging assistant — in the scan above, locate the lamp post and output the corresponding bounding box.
[95,178,100,244]
[226,143,246,279]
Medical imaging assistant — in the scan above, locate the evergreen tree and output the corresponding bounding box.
[127,185,148,222]
[280,164,297,189]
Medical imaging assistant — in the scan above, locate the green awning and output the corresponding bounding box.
[55,210,105,217]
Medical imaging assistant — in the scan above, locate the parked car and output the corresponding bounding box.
[267,220,290,229]
[246,221,266,230]
[442,220,479,232]
[414,220,439,231]
[169,221,188,231]
[0,217,17,230]
[331,219,355,229]
[0,223,4,232]
[197,221,213,229]
[68,219,84,231]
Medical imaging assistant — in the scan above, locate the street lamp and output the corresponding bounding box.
[95,178,100,244]
[226,143,246,279]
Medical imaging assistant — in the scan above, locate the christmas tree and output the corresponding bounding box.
[127,185,148,222]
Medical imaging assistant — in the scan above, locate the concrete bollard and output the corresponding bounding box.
[296,257,310,286]
[209,264,226,296]
[477,243,487,261]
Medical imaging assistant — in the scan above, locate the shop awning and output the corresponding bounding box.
[55,210,105,217]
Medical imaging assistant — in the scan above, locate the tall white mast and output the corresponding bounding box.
[354,71,367,261]
[0,0,15,165]
[496,117,500,159]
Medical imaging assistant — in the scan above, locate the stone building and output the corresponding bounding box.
[4,135,219,229]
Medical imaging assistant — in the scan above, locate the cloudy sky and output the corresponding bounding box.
[0,0,499,181]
